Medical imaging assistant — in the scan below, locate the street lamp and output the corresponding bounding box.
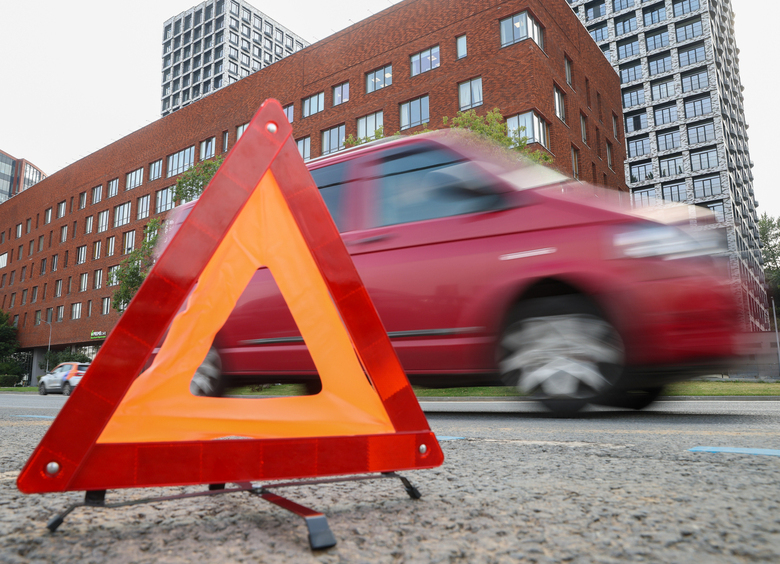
[44,320,52,373]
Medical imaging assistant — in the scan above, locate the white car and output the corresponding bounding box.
[38,362,90,396]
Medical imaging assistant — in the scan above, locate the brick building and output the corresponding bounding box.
[0,150,46,204]
[0,0,626,382]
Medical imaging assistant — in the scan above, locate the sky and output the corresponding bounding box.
[1,0,778,215]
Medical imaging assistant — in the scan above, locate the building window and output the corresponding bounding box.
[149,159,163,181]
[79,272,88,292]
[223,131,229,152]
[673,0,700,18]
[693,175,722,199]
[632,187,655,207]
[681,68,708,93]
[76,245,87,265]
[322,124,346,156]
[102,297,111,315]
[613,0,635,11]
[78,192,87,209]
[93,240,101,260]
[44,208,52,224]
[651,79,674,101]
[581,115,588,145]
[554,86,565,122]
[679,42,706,67]
[156,187,175,213]
[84,216,93,235]
[54,279,62,298]
[302,92,325,117]
[411,46,440,77]
[456,35,467,59]
[52,255,58,272]
[56,201,66,218]
[126,167,143,190]
[107,178,119,198]
[684,95,712,118]
[571,147,580,180]
[622,87,644,108]
[676,18,703,43]
[237,122,249,139]
[200,137,216,161]
[458,78,483,111]
[648,53,672,76]
[332,82,349,106]
[34,310,41,326]
[500,11,543,49]
[615,14,637,36]
[688,121,715,145]
[56,305,64,322]
[644,4,667,26]
[71,302,82,320]
[625,111,648,133]
[108,265,120,286]
[137,195,151,220]
[366,65,392,93]
[654,104,678,126]
[589,23,608,43]
[660,155,684,177]
[617,38,639,60]
[399,95,430,130]
[662,181,687,202]
[113,202,131,227]
[107,236,115,257]
[606,142,613,169]
[701,200,725,223]
[657,129,681,151]
[97,210,109,233]
[357,111,384,141]
[629,162,654,183]
[93,269,103,289]
[167,146,195,177]
[283,104,294,123]
[645,29,669,52]
[40,258,46,276]
[507,111,549,149]
[91,185,102,204]
[122,231,135,255]
[690,147,718,171]
[586,1,606,21]
[60,225,68,243]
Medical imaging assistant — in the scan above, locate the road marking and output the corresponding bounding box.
[690,446,780,457]
[13,415,55,419]
[435,435,464,441]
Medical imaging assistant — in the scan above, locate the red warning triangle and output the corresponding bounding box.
[18,99,443,494]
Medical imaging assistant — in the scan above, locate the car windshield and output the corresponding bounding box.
[78,364,90,371]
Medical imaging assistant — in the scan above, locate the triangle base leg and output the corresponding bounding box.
[256,490,337,550]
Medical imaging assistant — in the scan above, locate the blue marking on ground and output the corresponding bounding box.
[436,435,464,441]
[690,446,780,457]
[13,415,55,419]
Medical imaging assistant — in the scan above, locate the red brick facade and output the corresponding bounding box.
[0,0,625,370]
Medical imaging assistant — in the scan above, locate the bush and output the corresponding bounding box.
[0,374,21,387]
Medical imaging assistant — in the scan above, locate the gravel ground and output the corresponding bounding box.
[2,401,780,563]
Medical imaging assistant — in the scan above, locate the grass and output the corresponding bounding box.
[4,381,780,397]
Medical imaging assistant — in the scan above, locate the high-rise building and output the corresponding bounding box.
[0,150,46,204]
[567,0,767,331]
[161,0,309,116]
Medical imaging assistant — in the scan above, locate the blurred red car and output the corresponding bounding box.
[171,131,740,414]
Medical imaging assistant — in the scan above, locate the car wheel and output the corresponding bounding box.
[190,347,226,397]
[38,382,47,395]
[595,386,663,410]
[499,296,625,416]
[62,382,72,396]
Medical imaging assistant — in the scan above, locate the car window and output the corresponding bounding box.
[372,146,503,227]
[310,162,348,232]
[78,364,90,371]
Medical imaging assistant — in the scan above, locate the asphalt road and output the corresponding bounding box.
[2,393,780,563]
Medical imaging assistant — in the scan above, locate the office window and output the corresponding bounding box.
[500,11,543,49]
[71,302,82,320]
[332,82,349,106]
[149,159,163,181]
[459,78,483,111]
[60,225,67,243]
[644,5,666,26]
[200,137,216,160]
[456,35,467,59]
[571,147,580,180]
[507,111,549,149]
[52,255,58,272]
[685,95,712,118]
[676,18,702,43]
[44,208,52,224]
[625,111,648,133]
[410,46,440,77]
[615,14,637,36]
[296,137,311,161]
[223,130,229,152]
[93,269,103,290]
[167,146,195,177]
[236,122,249,139]
[54,279,62,297]
[156,187,175,213]
[660,155,684,177]
[646,29,669,53]
[93,240,102,260]
[701,200,725,223]
[283,104,294,123]
[681,68,708,93]
[79,272,88,292]
[688,121,715,145]
[554,86,565,122]
[690,147,718,171]
[617,38,639,60]
[34,310,41,326]
[126,167,143,190]
[56,201,66,218]
[302,92,325,117]
[581,115,588,145]
[657,129,681,151]
[622,87,644,108]
[123,231,135,255]
[679,42,706,67]
[357,111,384,141]
[97,210,109,233]
[399,95,430,130]
[620,61,642,84]
[76,245,87,265]
[628,136,651,158]
[102,297,111,315]
[321,124,346,156]
[654,103,678,126]
[629,162,654,183]
[694,175,722,198]
[107,178,119,198]
[137,195,150,220]
[673,0,699,18]
[651,79,674,101]
[113,202,131,227]
[632,187,655,207]
[83,216,93,235]
[78,192,87,209]
[613,0,634,10]
[589,23,608,43]
[585,1,606,21]
[108,265,120,286]
[606,142,613,169]
[91,185,102,204]
[56,305,64,322]
[366,65,392,93]
[107,236,115,257]
[40,258,46,276]
[648,53,672,76]
[662,181,687,202]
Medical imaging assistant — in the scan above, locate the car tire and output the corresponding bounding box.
[499,295,625,416]
[190,347,226,397]
[595,386,663,410]
[62,382,72,396]
[38,382,47,395]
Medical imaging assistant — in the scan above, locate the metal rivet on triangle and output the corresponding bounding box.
[46,462,60,476]
[267,123,278,134]
[419,444,427,454]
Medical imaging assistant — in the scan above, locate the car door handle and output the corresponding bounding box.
[346,234,392,246]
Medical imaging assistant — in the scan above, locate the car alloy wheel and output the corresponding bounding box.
[499,295,624,416]
[62,382,72,396]
[38,382,47,395]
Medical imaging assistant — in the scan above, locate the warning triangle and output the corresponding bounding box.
[18,99,443,494]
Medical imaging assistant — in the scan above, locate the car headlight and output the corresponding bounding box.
[613,224,726,260]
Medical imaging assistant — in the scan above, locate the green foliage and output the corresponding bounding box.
[344,125,385,148]
[38,349,91,371]
[0,375,21,386]
[0,310,19,361]
[111,218,163,313]
[759,212,780,321]
[173,155,224,203]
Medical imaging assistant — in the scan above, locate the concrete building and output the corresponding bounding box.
[0,0,626,383]
[0,150,46,204]
[161,0,309,116]
[566,0,767,331]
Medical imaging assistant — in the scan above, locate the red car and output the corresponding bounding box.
[173,132,740,414]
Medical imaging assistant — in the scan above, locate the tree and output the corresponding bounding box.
[0,310,21,377]
[759,212,780,320]
[38,349,91,371]
[173,155,224,203]
[111,218,163,312]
